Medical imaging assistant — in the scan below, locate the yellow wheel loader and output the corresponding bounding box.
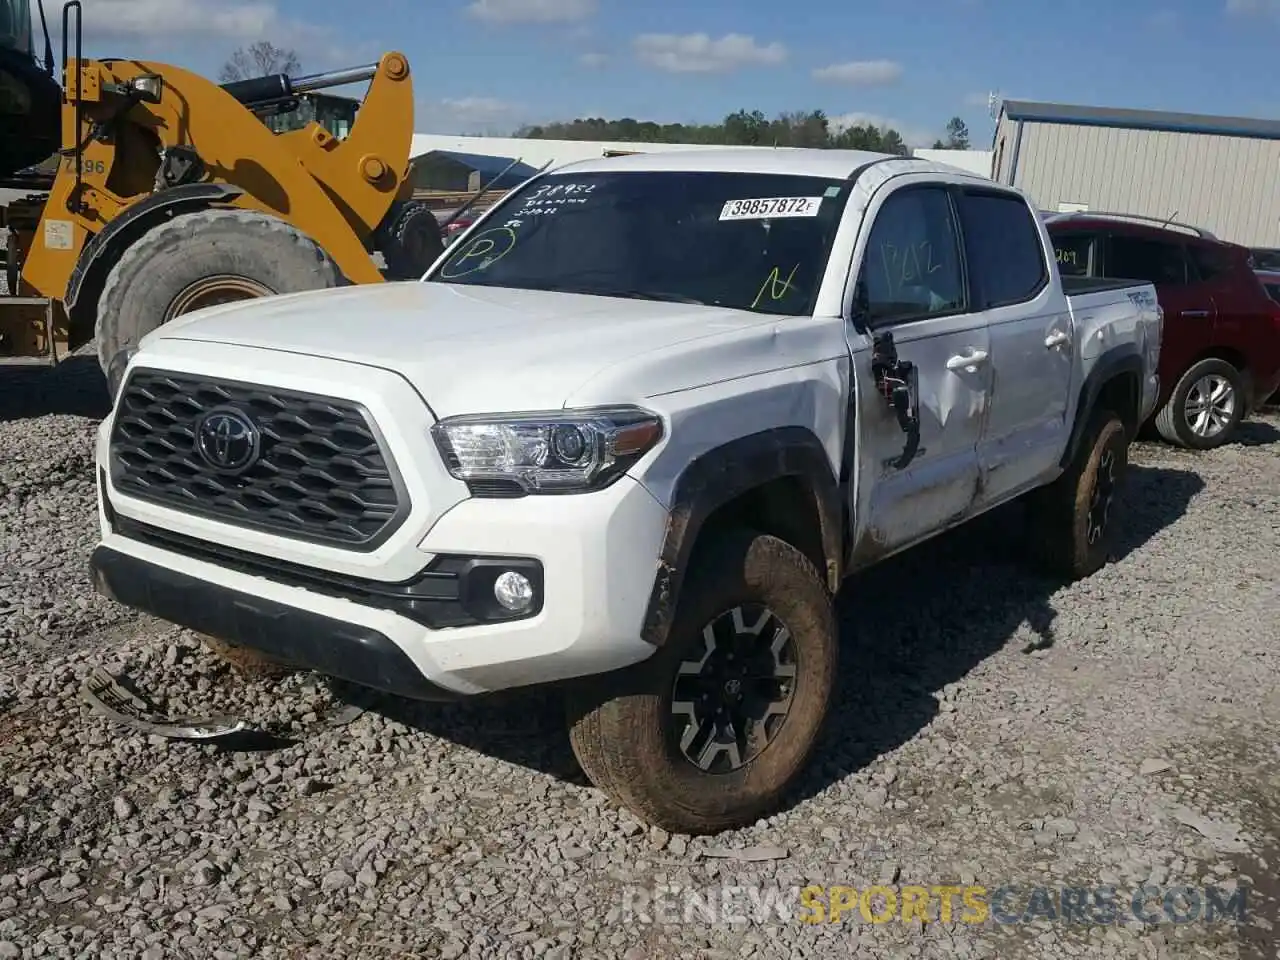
[0,0,445,388]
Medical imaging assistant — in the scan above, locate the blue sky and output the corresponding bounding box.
[56,0,1280,147]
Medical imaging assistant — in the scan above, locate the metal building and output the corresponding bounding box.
[992,99,1280,247]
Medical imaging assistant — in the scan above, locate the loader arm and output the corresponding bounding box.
[276,52,418,232]
[20,55,397,302]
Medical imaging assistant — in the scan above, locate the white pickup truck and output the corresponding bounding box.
[90,149,1162,835]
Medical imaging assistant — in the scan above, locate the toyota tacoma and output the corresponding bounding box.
[91,149,1162,834]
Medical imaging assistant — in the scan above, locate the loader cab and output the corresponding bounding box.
[261,91,360,141]
[0,0,60,179]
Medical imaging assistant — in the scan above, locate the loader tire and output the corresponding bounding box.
[374,200,445,280]
[96,208,344,378]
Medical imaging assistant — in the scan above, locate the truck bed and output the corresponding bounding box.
[1060,275,1148,296]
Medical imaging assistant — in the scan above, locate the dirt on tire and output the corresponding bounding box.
[567,528,837,835]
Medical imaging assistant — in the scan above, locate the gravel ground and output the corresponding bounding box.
[1,364,1278,959]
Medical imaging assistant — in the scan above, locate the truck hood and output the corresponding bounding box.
[150,281,781,418]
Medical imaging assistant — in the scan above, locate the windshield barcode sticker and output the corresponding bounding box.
[720,197,824,221]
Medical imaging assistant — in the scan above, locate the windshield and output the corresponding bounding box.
[427,169,852,316]
[0,0,33,58]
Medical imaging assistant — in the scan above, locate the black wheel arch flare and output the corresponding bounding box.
[639,426,843,648]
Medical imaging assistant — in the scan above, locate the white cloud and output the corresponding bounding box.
[830,112,939,149]
[417,96,524,135]
[578,52,609,68]
[465,0,597,24]
[45,0,354,67]
[633,33,787,74]
[50,0,290,41]
[811,60,903,86]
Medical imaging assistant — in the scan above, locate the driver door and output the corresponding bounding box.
[845,182,992,564]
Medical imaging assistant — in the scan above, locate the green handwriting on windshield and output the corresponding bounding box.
[439,227,519,279]
[751,264,800,309]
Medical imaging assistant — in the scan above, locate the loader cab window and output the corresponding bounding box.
[263,93,358,140]
[0,0,33,58]
[428,169,853,317]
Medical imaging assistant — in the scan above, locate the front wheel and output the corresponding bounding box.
[95,208,345,380]
[566,529,837,835]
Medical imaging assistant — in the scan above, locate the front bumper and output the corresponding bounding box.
[94,472,671,700]
[90,544,459,701]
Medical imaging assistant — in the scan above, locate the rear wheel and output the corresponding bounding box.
[1025,407,1128,580]
[95,208,344,379]
[1153,358,1245,450]
[566,528,837,835]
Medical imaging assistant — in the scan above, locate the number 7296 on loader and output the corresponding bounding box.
[0,0,447,390]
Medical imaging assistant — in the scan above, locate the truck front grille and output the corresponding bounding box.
[108,370,408,550]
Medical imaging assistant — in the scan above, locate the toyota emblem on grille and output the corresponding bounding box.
[194,407,261,473]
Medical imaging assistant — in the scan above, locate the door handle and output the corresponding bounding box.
[1044,330,1071,350]
[1181,309,1210,318]
[945,349,989,371]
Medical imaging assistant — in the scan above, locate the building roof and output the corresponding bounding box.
[1001,99,1280,141]
[415,149,541,186]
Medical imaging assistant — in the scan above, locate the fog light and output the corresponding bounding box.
[493,570,534,612]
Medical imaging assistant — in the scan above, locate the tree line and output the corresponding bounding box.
[516,112,972,154]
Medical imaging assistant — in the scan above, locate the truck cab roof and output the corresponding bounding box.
[546,147,988,183]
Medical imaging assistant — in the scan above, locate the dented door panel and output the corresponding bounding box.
[847,312,991,565]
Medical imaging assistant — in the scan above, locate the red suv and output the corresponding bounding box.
[1045,213,1280,449]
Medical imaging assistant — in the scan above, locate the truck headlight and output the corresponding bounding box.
[431,406,663,495]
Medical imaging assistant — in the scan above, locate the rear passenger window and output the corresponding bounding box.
[957,190,1049,308]
[858,186,965,325]
[1107,236,1188,285]
[1187,244,1231,282]
[1050,234,1093,277]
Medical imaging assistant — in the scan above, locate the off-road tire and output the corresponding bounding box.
[1153,357,1246,450]
[374,200,445,281]
[95,208,344,377]
[565,528,837,835]
[1025,408,1129,581]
